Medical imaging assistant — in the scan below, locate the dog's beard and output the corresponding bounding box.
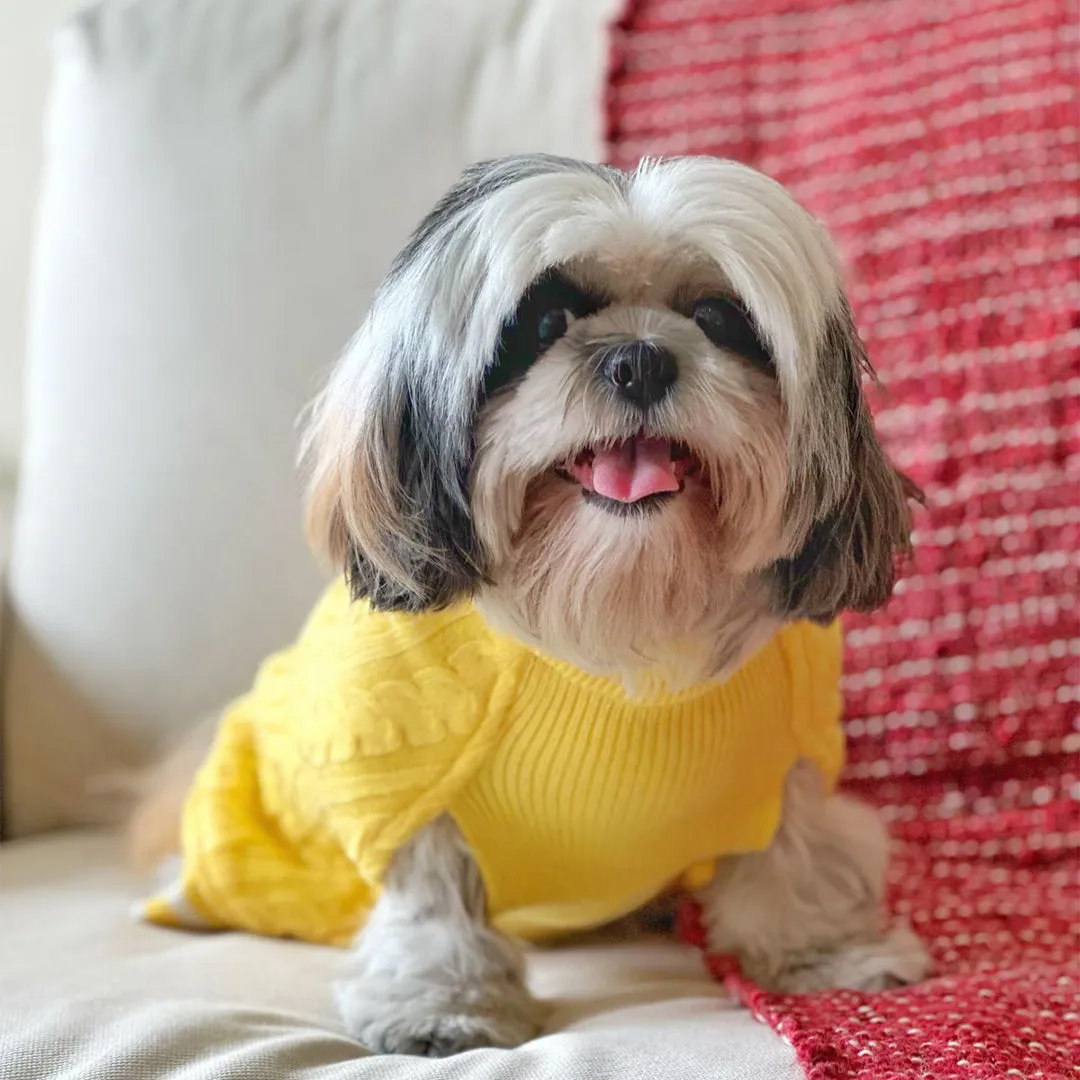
[474,387,791,690]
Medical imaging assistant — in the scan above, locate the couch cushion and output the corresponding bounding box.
[0,830,800,1079]
[3,0,622,835]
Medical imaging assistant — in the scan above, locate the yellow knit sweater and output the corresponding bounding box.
[144,580,844,945]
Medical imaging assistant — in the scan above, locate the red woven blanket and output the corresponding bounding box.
[607,2,1080,1077]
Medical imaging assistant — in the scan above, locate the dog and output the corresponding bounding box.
[134,154,931,1057]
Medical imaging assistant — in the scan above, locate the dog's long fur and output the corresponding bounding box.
[135,155,929,1055]
[301,155,914,686]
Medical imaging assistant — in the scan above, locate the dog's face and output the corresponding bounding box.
[303,155,915,683]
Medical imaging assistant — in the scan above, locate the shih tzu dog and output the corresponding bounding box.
[135,154,931,1057]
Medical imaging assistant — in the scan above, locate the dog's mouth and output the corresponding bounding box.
[554,435,702,514]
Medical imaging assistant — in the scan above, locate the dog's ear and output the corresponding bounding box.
[302,348,484,613]
[301,155,622,612]
[773,309,921,624]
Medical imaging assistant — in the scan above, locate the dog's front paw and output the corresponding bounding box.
[749,925,933,993]
[336,975,544,1056]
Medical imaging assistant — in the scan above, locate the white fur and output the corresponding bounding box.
[698,762,931,992]
[337,816,544,1056]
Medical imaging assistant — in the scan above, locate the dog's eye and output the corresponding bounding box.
[485,271,606,401]
[692,297,774,373]
[537,308,572,348]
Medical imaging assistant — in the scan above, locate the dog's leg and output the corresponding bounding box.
[336,815,544,1056]
[698,761,931,992]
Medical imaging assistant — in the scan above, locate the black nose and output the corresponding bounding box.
[602,342,678,409]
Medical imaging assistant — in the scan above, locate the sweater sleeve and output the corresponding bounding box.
[144,583,522,946]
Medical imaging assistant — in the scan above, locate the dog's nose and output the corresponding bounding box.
[602,342,678,409]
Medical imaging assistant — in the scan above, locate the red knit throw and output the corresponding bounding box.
[607,2,1080,1077]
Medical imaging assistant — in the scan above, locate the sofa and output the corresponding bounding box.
[0,2,805,1076]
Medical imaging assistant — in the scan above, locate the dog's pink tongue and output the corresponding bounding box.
[591,438,679,502]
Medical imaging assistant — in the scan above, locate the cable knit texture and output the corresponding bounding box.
[144,580,844,945]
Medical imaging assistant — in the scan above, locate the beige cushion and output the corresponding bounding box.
[0,830,799,1079]
[3,0,620,835]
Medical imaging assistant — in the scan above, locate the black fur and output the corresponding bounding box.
[692,296,775,374]
[346,377,484,613]
[389,156,622,286]
[349,262,608,612]
[771,512,848,623]
[484,269,608,400]
[345,157,627,613]
[771,311,917,624]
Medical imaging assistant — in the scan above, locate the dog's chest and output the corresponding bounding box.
[444,652,804,936]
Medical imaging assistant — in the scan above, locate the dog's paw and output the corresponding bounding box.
[750,926,933,993]
[336,975,544,1056]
